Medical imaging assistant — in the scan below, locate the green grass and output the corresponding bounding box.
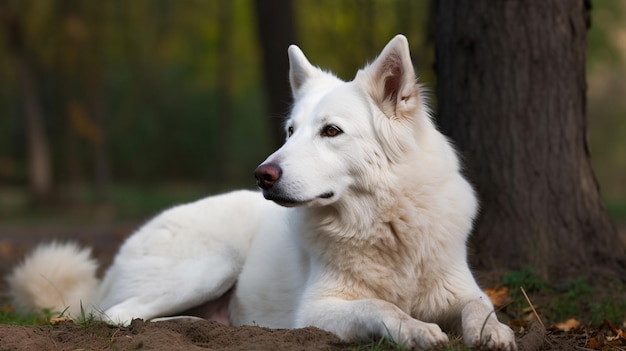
[500,266,626,326]
[351,335,472,351]
[502,266,546,294]
[0,306,52,326]
[0,300,97,327]
[73,302,99,328]
[352,337,405,351]
[606,198,626,221]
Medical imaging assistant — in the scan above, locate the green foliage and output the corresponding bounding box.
[105,183,219,219]
[0,182,225,223]
[350,336,472,351]
[352,337,406,351]
[501,267,626,326]
[501,266,546,293]
[605,199,626,221]
[0,0,436,189]
[0,307,51,326]
[74,302,97,327]
[550,279,594,323]
[590,299,626,326]
[0,0,623,209]
[563,279,594,300]
[587,2,626,202]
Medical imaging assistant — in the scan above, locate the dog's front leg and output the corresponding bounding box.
[297,297,449,350]
[461,295,517,350]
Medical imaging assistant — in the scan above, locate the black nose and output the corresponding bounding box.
[254,163,282,190]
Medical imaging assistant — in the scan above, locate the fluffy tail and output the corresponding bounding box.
[6,242,100,318]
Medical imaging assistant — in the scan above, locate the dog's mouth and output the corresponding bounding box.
[317,191,334,199]
[263,191,335,207]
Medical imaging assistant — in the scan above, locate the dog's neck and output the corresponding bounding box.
[297,177,410,244]
[295,148,476,253]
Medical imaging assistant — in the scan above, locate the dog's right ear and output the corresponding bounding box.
[288,45,319,98]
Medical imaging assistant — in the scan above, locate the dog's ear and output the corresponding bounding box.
[360,35,420,119]
[288,45,320,98]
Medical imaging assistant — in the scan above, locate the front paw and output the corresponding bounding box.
[464,320,517,351]
[393,320,449,350]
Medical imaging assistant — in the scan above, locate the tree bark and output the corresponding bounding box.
[18,59,54,205]
[2,4,54,205]
[85,3,111,202]
[254,0,296,150]
[216,0,234,183]
[434,0,625,282]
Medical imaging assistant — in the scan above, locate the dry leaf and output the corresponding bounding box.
[555,318,580,332]
[605,319,624,337]
[0,239,14,258]
[606,334,622,343]
[604,319,626,345]
[484,286,512,308]
[50,317,71,325]
[586,336,600,350]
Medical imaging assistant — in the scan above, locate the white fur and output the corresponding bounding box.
[6,35,516,350]
[7,242,98,317]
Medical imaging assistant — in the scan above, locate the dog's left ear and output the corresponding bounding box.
[359,35,419,119]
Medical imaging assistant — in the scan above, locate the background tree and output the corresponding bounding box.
[434,0,626,282]
[216,0,234,182]
[254,0,296,150]
[1,1,54,205]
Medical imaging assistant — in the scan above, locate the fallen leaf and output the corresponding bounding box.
[555,318,580,332]
[0,239,14,258]
[50,317,71,325]
[605,319,625,339]
[485,286,512,308]
[606,334,622,343]
[586,336,600,350]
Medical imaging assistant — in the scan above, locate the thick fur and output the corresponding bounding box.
[7,242,99,317]
[7,35,516,350]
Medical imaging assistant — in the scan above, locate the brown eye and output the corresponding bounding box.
[287,126,294,137]
[321,125,342,137]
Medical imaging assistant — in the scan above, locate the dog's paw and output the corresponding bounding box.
[394,320,449,350]
[464,320,517,351]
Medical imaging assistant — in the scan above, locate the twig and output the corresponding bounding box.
[520,287,545,329]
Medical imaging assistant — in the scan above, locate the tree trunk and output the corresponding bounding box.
[254,0,296,150]
[85,3,111,202]
[89,72,110,202]
[18,59,54,205]
[434,0,625,282]
[2,5,54,205]
[216,0,234,183]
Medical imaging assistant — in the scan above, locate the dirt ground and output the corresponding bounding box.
[0,317,589,351]
[0,223,616,350]
[0,319,354,351]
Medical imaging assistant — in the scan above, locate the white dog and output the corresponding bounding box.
[8,35,517,350]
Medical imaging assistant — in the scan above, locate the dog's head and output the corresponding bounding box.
[255,35,428,208]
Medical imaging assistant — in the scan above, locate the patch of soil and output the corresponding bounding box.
[0,318,592,351]
[0,319,351,351]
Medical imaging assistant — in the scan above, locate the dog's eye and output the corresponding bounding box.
[321,125,342,137]
[287,126,294,137]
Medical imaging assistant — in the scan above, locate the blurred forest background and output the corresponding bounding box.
[0,0,624,224]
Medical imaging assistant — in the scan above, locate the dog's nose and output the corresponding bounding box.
[254,163,282,189]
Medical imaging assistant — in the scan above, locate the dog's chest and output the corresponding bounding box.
[310,222,438,308]
[329,242,458,322]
